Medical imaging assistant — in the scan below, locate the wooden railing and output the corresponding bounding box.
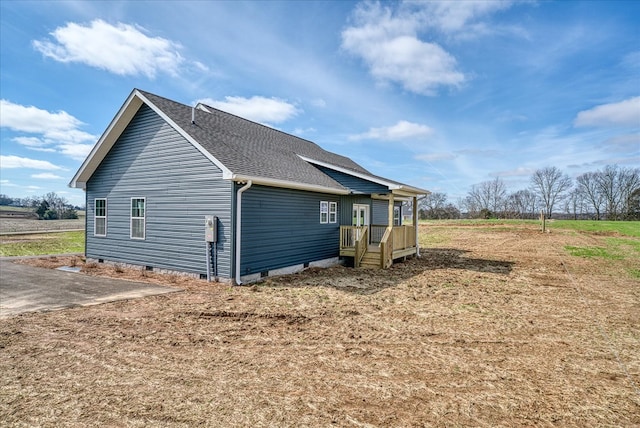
[379,227,393,269]
[392,225,416,250]
[341,225,417,269]
[340,226,367,249]
[354,227,368,268]
[370,224,387,244]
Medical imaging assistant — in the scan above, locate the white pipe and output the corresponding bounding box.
[235,180,252,285]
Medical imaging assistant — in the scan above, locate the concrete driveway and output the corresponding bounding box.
[0,258,179,318]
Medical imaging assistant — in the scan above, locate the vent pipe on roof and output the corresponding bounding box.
[191,106,195,124]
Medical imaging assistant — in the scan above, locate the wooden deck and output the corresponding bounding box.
[340,225,418,269]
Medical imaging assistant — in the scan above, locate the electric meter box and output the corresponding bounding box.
[205,215,217,242]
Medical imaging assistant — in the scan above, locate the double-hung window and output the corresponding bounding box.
[329,202,337,223]
[320,201,329,224]
[94,198,107,236]
[394,206,401,226]
[131,197,146,239]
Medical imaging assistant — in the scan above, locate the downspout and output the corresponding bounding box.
[234,180,252,285]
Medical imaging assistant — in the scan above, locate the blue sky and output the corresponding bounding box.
[1,0,638,207]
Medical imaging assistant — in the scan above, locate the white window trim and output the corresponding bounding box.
[394,205,401,226]
[329,201,337,224]
[320,201,329,224]
[94,198,107,237]
[130,197,146,240]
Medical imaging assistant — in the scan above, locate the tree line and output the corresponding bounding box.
[419,164,640,221]
[0,192,79,220]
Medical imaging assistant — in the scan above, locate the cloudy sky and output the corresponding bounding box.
[1,0,638,207]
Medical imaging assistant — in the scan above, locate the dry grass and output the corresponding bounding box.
[1,223,638,427]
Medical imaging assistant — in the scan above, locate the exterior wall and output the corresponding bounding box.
[86,104,233,278]
[314,166,388,194]
[239,184,340,276]
[372,199,403,225]
[339,195,372,225]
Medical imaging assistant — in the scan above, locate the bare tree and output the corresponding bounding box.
[466,177,507,218]
[530,167,572,218]
[507,189,538,219]
[619,167,640,220]
[576,171,604,220]
[418,192,447,219]
[564,188,587,220]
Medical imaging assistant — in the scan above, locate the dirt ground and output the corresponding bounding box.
[0,218,84,234]
[1,223,639,427]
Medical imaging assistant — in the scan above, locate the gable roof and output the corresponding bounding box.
[70,89,428,196]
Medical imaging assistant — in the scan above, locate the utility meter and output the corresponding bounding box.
[205,215,217,242]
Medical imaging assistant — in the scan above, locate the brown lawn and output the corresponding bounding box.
[1,222,639,427]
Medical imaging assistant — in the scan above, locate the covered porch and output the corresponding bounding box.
[339,193,420,269]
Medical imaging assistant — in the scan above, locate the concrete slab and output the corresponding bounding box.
[0,259,180,318]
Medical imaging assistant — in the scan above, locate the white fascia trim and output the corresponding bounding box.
[136,91,233,178]
[230,174,349,195]
[298,155,429,195]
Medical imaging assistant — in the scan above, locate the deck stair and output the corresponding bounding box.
[359,248,382,269]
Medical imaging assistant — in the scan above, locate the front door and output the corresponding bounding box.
[352,204,370,240]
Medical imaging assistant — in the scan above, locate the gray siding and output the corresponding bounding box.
[86,104,233,278]
[314,166,388,194]
[239,184,340,275]
[371,200,403,225]
[339,195,372,225]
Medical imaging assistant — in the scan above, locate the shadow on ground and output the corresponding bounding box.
[263,248,515,294]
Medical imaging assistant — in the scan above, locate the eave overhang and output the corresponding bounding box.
[298,155,430,196]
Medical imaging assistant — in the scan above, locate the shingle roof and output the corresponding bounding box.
[71,89,428,195]
[139,90,369,192]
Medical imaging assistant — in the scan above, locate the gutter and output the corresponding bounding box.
[234,180,252,285]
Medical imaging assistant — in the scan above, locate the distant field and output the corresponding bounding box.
[0,218,85,234]
[548,219,640,237]
[0,231,84,257]
[422,219,639,238]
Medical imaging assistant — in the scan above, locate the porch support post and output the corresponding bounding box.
[388,193,395,227]
[413,195,420,257]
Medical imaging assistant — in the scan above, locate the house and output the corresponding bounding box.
[70,89,429,284]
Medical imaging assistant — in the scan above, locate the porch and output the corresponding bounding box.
[340,225,418,269]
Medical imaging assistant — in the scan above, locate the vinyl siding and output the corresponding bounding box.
[339,195,371,225]
[371,199,403,225]
[314,166,388,194]
[239,184,340,275]
[86,104,233,277]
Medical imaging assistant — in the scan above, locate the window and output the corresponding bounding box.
[131,198,146,239]
[329,202,337,223]
[394,206,401,226]
[320,201,328,224]
[94,198,107,236]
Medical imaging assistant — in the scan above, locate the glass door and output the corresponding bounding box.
[352,204,370,241]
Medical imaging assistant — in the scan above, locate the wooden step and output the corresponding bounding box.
[358,252,381,269]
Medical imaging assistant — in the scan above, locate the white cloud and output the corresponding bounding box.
[31,173,64,180]
[0,179,18,187]
[416,1,514,34]
[0,155,64,170]
[1,100,96,159]
[350,120,433,141]
[574,97,640,127]
[494,167,536,177]
[601,134,640,153]
[415,152,457,162]
[342,2,464,95]
[198,96,300,124]
[33,19,184,78]
[58,143,94,161]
